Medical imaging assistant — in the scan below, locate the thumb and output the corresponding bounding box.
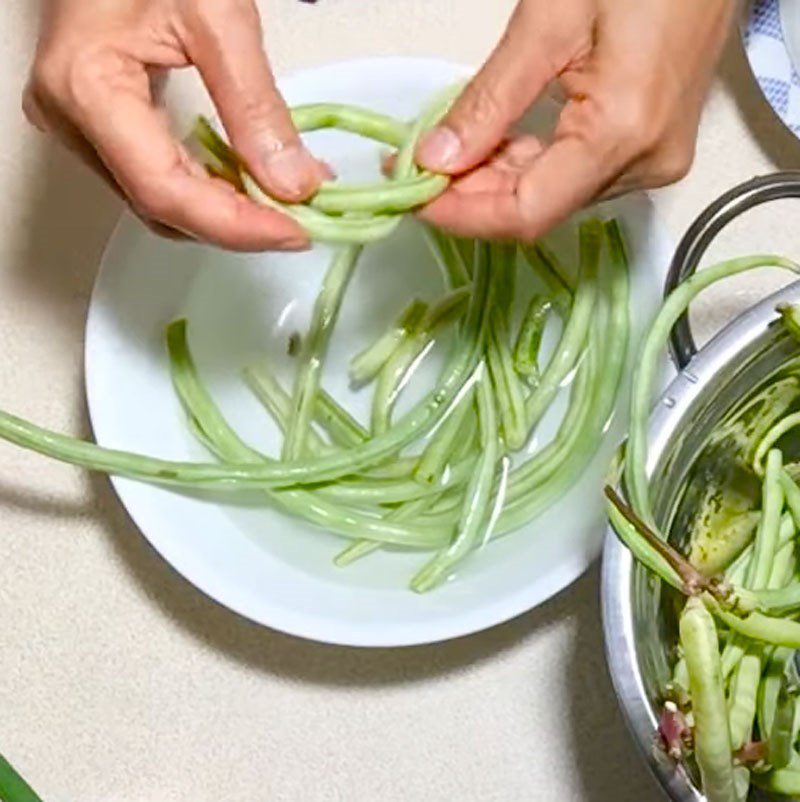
[416,3,561,175]
[185,2,322,202]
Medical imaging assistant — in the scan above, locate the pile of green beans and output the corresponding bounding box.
[168,209,628,591]
[605,251,800,799]
[0,94,633,593]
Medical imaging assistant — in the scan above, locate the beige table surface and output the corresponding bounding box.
[2,2,800,801]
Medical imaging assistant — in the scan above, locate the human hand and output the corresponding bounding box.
[24,0,325,251]
[416,0,733,239]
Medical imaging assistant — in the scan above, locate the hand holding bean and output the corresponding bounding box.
[416,0,733,240]
[24,0,324,250]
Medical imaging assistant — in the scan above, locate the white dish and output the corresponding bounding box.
[85,57,673,647]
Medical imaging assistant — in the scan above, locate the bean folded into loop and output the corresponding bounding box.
[194,91,460,243]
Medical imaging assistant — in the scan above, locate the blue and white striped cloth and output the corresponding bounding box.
[744,0,800,135]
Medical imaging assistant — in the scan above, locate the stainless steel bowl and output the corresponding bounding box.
[601,171,800,801]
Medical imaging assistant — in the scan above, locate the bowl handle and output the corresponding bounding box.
[664,170,800,369]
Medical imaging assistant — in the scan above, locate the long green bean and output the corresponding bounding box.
[423,226,471,288]
[196,95,455,244]
[336,394,478,567]
[717,470,793,691]
[781,470,800,529]
[709,600,800,650]
[283,245,362,459]
[757,768,800,795]
[370,288,470,435]
[487,304,528,450]
[168,321,450,547]
[495,218,628,534]
[520,241,574,313]
[728,650,762,750]
[754,411,800,476]
[0,261,489,497]
[242,174,402,244]
[310,173,448,215]
[680,597,737,802]
[759,646,792,740]
[0,754,44,802]
[291,104,410,146]
[770,675,797,770]
[513,295,552,385]
[625,255,800,524]
[414,388,475,486]
[245,363,387,457]
[746,449,785,590]
[410,372,499,593]
[524,220,600,431]
[242,365,329,452]
[349,298,428,386]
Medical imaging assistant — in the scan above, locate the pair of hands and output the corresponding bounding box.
[25,0,732,251]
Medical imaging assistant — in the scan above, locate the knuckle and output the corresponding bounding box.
[129,181,175,223]
[31,43,115,112]
[64,46,115,108]
[453,82,503,132]
[237,91,287,133]
[647,144,695,187]
[30,51,65,103]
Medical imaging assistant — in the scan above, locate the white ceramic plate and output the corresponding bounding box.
[85,57,673,647]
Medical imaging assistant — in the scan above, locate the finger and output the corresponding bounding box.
[415,2,566,174]
[490,134,546,173]
[142,217,194,241]
[420,132,616,240]
[183,1,323,202]
[597,173,641,203]
[439,135,544,196]
[72,63,309,251]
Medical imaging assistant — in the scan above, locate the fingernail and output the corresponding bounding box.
[417,126,462,170]
[263,144,318,200]
[282,236,311,252]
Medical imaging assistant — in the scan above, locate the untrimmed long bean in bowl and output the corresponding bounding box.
[0,88,634,593]
[604,248,800,799]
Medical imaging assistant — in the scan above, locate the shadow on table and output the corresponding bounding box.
[89,464,661,799]
[7,138,121,341]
